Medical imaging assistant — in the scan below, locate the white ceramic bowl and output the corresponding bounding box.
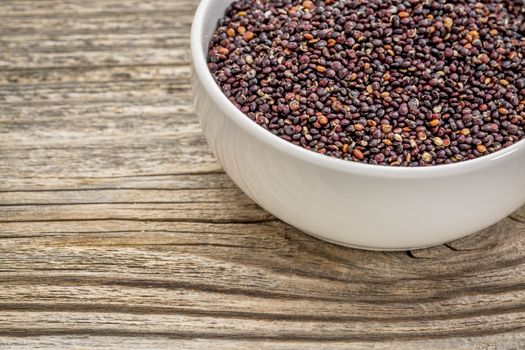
[191,0,525,250]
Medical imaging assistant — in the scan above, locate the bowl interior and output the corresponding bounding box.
[192,0,525,178]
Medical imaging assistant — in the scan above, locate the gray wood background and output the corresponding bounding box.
[1,0,524,348]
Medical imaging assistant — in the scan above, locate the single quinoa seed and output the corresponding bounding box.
[353,149,364,160]
[443,17,454,29]
[477,145,487,153]
[243,31,254,41]
[317,114,328,126]
[302,0,313,9]
[208,0,525,167]
[422,152,433,164]
[428,119,440,127]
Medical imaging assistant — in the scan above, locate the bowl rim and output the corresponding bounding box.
[191,0,525,178]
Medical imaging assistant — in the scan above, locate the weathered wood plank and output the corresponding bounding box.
[0,336,524,350]
[0,79,191,104]
[0,49,190,70]
[0,0,195,17]
[0,173,234,192]
[1,310,524,340]
[0,219,524,300]
[0,136,219,178]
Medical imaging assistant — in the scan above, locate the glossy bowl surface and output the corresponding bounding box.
[191,0,525,250]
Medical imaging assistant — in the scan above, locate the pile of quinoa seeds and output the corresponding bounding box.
[208,0,525,167]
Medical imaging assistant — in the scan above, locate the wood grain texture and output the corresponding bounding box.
[1,0,525,348]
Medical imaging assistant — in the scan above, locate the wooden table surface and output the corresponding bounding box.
[1,0,525,348]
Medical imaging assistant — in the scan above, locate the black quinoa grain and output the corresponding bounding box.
[208,0,525,167]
